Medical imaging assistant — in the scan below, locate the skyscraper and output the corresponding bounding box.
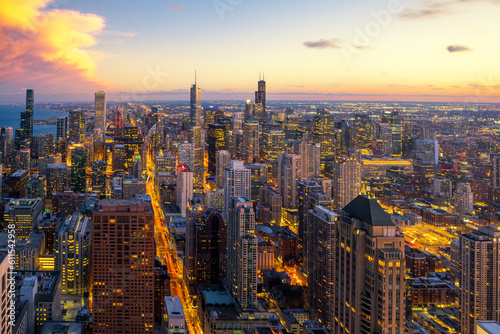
[70,146,87,193]
[55,213,91,295]
[278,153,301,209]
[184,197,205,294]
[204,106,219,129]
[196,208,227,284]
[454,183,474,216]
[226,197,258,309]
[46,163,68,197]
[177,142,194,169]
[313,109,335,173]
[56,116,68,139]
[68,110,85,143]
[243,120,259,164]
[254,75,266,124]
[223,160,251,217]
[244,99,252,121]
[176,165,194,217]
[262,128,285,182]
[307,205,338,328]
[332,156,362,209]
[189,125,204,187]
[318,195,406,333]
[15,89,34,149]
[457,225,500,334]
[376,122,392,156]
[207,123,226,176]
[216,150,231,189]
[292,141,321,179]
[381,110,403,157]
[92,199,155,333]
[94,91,107,139]
[190,78,202,127]
[352,113,372,150]
[91,159,106,196]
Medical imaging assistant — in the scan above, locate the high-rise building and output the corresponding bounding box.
[208,123,226,176]
[184,197,205,294]
[33,133,53,158]
[176,165,193,217]
[92,159,106,195]
[26,173,46,199]
[16,89,35,148]
[196,208,227,284]
[376,122,392,156]
[254,75,266,124]
[243,121,259,163]
[259,186,282,224]
[216,150,231,189]
[190,80,202,127]
[8,169,29,198]
[244,162,269,201]
[4,199,44,240]
[112,143,126,174]
[189,125,204,187]
[155,154,176,174]
[278,154,301,209]
[292,141,321,179]
[313,109,335,173]
[177,142,194,169]
[244,100,252,121]
[55,213,91,295]
[298,182,331,272]
[204,106,219,129]
[68,110,85,143]
[454,183,474,216]
[262,128,285,182]
[226,197,258,309]
[457,225,500,334]
[332,156,362,209]
[56,117,68,139]
[223,160,251,217]
[381,110,403,157]
[491,153,500,188]
[433,177,453,208]
[19,148,30,170]
[94,91,107,140]
[306,205,338,328]
[46,163,68,197]
[92,199,155,333]
[70,147,87,193]
[324,195,406,333]
[352,113,372,150]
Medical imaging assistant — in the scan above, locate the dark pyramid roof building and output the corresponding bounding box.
[342,195,394,226]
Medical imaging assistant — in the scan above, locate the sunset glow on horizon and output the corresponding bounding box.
[1,0,499,103]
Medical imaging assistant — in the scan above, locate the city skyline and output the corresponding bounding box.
[0,0,499,102]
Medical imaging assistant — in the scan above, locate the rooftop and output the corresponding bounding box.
[41,322,83,334]
[343,195,394,226]
[477,321,500,334]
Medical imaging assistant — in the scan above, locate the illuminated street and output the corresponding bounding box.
[146,154,203,333]
[401,223,458,257]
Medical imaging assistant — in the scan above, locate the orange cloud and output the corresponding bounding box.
[0,0,111,94]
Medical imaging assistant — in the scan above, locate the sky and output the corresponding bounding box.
[0,0,499,103]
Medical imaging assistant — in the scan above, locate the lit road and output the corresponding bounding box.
[401,223,458,258]
[146,153,203,334]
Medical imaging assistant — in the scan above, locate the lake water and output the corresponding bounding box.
[0,105,68,136]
